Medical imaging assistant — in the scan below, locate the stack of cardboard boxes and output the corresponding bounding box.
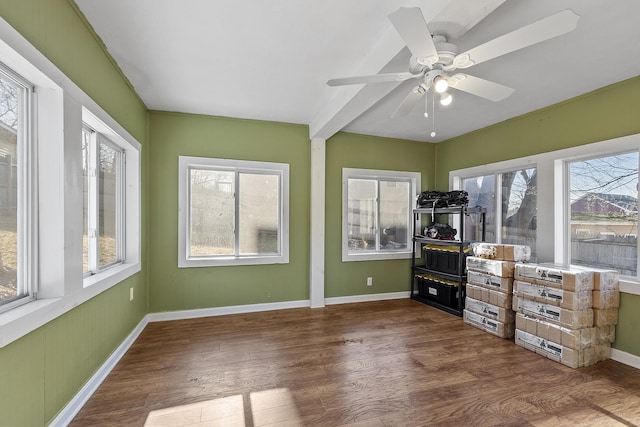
[463,243,531,339]
[512,264,619,368]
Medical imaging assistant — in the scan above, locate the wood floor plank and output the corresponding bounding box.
[70,299,640,426]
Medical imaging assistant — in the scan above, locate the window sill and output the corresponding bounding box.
[620,278,640,296]
[179,255,289,268]
[342,251,413,262]
[0,261,140,348]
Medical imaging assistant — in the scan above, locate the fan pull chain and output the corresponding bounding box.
[430,89,436,138]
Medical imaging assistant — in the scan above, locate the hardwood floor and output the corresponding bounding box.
[70,299,640,426]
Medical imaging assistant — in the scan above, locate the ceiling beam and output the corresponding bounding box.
[309,26,406,141]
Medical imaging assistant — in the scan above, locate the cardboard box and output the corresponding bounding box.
[594,308,619,326]
[592,290,620,309]
[513,296,593,328]
[466,283,511,309]
[515,313,599,350]
[471,243,531,262]
[467,270,514,293]
[465,297,515,323]
[515,263,538,282]
[571,266,619,291]
[534,264,594,292]
[463,310,515,339]
[466,257,515,278]
[596,325,616,344]
[514,280,592,310]
[515,329,601,368]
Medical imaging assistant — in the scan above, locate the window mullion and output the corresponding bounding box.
[234,171,240,257]
[495,173,503,243]
[375,179,381,252]
[87,132,98,273]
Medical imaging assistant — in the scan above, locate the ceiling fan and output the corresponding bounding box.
[327,7,579,129]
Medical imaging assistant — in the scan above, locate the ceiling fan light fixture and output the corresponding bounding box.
[433,75,448,93]
[440,92,452,106]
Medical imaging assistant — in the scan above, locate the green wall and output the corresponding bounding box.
[0,1,148,426]
[434,76,640,356]
[325,132,436,298]
[434,76,640,189]
[147,112,311,312]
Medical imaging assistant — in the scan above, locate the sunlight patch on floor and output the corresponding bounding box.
[143,388,301,426]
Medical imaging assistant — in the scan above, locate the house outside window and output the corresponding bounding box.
[342,168,420,262]
[568,152,639,276]
[178,156,289,267]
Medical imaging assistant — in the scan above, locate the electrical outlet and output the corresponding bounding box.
[129,287,134,301]
[367,277,373,286]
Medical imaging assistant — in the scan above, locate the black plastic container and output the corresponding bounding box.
[423,246,468,275]
[417,277,460,306]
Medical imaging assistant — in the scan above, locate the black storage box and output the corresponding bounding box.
[417,277,460,307]
[423,245,469,275]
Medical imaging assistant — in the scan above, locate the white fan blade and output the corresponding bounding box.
[391,86,425,118]
[449,74,514,102]
[452,9,579,69]
[327,72,419,87]
[388,7,438,64]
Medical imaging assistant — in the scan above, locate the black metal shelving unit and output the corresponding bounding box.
[410,205,486,316]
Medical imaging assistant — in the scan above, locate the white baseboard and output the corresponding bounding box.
[147,299,310,322]
[49,315,149,427]
[611,348,640,369]
[325,291,410,305]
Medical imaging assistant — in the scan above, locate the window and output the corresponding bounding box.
[342,168,420,262]
[178,156,289,267]
[0,17,142,347]
[567,152,638,276]
[0,63,34,313]
[82,126,124,277]
[461,167,538,261]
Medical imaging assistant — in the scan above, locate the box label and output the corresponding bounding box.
[428,286,438,296]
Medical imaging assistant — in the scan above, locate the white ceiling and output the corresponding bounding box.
[75,0,640,143]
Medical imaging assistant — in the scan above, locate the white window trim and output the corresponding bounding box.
[0,16,141,347]
[342,168,420,262]
[450,132,640,296]
[178,155,290,268]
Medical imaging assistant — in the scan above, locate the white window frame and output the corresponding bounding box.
[453,165,538,251]
[450,133,640,296]
[178,155,290,268]
[342,168,420,262]
[82,119,127,280]
[0,17,141,347]
[0,62,36,314]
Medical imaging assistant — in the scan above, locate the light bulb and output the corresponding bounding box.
[433,76,448,93]
[430,131,436,137]
[423,111,429,118]
[440,92,452,106]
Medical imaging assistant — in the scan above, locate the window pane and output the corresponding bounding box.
[347,179,376,251]
[463,175,495,242]
[0,74,19,305]
[379,180,409,250]
[570,153,638,276]
[82,129,90,273]
[239,173,279,255]
[98,141,119,268]
[501,168,537,260]
[190,169,234,256]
